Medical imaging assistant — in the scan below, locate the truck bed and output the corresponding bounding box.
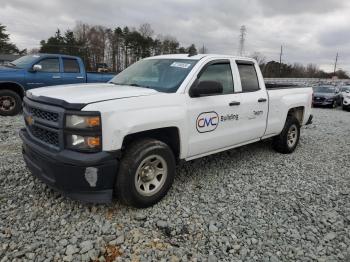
[265,82,308,90]
[265,86,313,137]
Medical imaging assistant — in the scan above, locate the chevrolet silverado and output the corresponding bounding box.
[20,54,313,207]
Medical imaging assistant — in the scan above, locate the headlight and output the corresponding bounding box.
[66,115,101,129]
[326,98,334,102]
[66,134,101,152]
[65,113,102,152]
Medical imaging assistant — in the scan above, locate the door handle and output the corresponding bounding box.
[52,76,61,79]
[258,98,267,103]
[229,101,240,106]
[76,76,84,79]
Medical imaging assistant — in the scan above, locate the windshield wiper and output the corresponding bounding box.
[111,82,156,90]
[129,83,154,89]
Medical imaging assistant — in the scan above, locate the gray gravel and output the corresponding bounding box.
[0,108,350,261]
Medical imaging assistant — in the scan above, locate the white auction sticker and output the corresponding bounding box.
[170,62,191,69]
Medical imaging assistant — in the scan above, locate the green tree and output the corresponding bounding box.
[0,23,23,54]
[187,44,197,56]
[40,29,65,53]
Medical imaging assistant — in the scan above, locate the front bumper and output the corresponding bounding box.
[313,100,334,107]
[20,129,118,203]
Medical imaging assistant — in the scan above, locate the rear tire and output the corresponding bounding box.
[272,116,301,154]
[0,90,22,116]
[115,138,176,208]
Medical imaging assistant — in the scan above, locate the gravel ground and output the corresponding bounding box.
[0,108,349,262]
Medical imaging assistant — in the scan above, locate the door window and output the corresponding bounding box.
[63,58,80,73]
[237,63,260,92]
[198,63,234,95]
[37,58,60,73]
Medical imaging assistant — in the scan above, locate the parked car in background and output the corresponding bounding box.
[341,87,350,111]
[0,54,116,116]
[312,85,342,108]
[339,86,350,103]
[96,63,110,73]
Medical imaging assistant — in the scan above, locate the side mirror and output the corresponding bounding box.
[32,64,42,72]
[190,80,223,97]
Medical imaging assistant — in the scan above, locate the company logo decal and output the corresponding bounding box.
[196,112,240,133]
[196,112,219,133]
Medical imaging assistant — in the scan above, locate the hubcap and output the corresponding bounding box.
[287,124,298,148]
[0,96,16,112]
[135,155,168,197]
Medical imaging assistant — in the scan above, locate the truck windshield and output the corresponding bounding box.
[314,86,336,93]
[110,59,197,93]
[11,55,41,69]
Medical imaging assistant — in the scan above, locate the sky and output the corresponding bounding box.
[1,0,349,73]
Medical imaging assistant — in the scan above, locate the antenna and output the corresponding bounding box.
[238,25,247,56]
[279,45,283,77]
[333,52,339,76]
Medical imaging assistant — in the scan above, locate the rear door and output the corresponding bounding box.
[233,60,268,141]
[61,58,86,84]
[26,57,61,88]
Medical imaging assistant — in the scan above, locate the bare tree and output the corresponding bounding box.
[250,52,266,66]
[139,23,154,38]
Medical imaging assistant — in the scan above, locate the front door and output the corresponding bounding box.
[186,60,243,157]
[26,57,61,88]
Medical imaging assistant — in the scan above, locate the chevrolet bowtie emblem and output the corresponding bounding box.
[26,115,34,126]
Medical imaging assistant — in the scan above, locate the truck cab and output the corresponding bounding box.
[0,54,115,116]
[20,54,313,207]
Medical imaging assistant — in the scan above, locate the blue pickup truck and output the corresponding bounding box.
[0,54,115,116]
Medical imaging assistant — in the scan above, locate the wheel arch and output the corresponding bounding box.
[121,127,181,162]
[0,82,26,99]
[286,106,305,125]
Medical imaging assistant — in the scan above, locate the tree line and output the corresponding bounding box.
[251,52,349,79]
[39,22,198,71]
[0,24,26,54]
[0,22,348,78]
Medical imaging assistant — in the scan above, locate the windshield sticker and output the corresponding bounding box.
[32,55,40,58]
[170,62,191,69]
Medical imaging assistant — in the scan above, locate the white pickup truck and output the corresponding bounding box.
[20,54,313,207]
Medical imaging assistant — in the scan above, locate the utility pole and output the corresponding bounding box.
[238,25,247,56]
[279,45,283,77]
[333,52,339,76]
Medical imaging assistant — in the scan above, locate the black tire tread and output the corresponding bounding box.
[0,89,22,116]
[115,138,175,208]
[272,116,300,154]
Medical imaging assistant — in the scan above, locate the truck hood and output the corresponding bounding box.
[0,66,23,73]
[313,92,336,98]
[27,83,159,104]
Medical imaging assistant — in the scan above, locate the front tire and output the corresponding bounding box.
[0,90,22,116]
[115,139,176,208]
[272,116,301,154]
